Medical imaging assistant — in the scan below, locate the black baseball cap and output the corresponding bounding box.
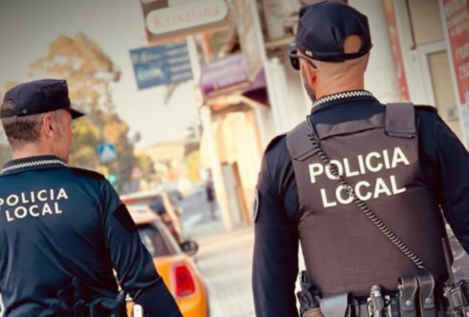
[1,79,85,120]
[289,1,373,70]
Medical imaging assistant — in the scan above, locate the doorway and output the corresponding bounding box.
[418,41,463,139]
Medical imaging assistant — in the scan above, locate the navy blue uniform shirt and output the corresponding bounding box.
[252,94,469,317]
[0,156,181,317]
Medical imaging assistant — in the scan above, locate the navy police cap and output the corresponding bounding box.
[1,79,85,120]
[289,1,372,70]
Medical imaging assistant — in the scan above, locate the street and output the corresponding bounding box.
[178,192,256,317]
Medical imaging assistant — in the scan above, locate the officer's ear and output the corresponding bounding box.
[42,114,55,136]
[301,59,317,86]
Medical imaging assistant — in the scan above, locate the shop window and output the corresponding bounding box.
[407,0,445,45]
[428,50,463,140]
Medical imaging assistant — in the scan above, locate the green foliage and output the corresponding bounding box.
[136,154,156,182]
[23,33,136,192]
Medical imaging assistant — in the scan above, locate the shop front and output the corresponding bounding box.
[199,53,269,230]
[384,0,469,144]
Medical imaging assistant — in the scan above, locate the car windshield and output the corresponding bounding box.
[137,223,174,257]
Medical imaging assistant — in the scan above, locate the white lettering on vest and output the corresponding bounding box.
[15,207,28,219]
[356,181,372,201]
[365,152,382,172]
[42,203,53,215]
[2,188,69,222]
[344,159,360,177]
[391,175,406,194]
[308,147,412,208]
[336,186,353,205]
[321,189,337,208]
[325,160,343,180]
[30,205,39,217]
[309,164,324,184]
[383,150,391,169]
[54,202,63,214]
[38,190,47,202]
[392,147,410,168]
[20,193,30,204]
[57,188,69,200]
[6,210,14,222]
[357,155,366,174]
[7,195,19,206]
[374,178,392,198]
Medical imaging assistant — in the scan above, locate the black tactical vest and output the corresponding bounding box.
[287,103,448,297]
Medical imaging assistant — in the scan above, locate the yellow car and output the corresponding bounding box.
[126,205,209,317]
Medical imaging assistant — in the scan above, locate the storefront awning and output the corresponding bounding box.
[200,53,268,106]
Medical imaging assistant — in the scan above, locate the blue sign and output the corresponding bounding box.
[98,143,117,164]
[130,42,193,90]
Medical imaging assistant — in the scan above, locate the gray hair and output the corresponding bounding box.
[1,100,61,149]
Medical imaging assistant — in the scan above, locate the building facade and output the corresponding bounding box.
[199,0,469,231]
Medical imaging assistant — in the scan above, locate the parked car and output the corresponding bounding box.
[121,189,183,243]
[126,206,209,317]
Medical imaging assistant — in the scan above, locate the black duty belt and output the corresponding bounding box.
[299,270,469,317]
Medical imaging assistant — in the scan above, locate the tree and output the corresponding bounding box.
[135,154,156,183]
[25,33,137,192]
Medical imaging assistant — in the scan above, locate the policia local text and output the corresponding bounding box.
[1,188,69,222]
[309,147,410,208]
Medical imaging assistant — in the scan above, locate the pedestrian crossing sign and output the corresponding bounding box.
[98,143,117,163]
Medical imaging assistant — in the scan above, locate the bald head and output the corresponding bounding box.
[300,35,370,101]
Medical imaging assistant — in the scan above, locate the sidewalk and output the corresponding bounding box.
[194,225,255,317]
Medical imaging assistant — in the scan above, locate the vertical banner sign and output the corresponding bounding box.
[383,0,410,102]
[441,0,469,146]
[233,0,264,80]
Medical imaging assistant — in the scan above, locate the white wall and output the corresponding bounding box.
[348,0,402,103]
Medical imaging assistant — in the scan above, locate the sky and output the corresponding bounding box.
[0,0,200,148]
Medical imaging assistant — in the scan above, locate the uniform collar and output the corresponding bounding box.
[311,90,375,114]
[1,155,68,176]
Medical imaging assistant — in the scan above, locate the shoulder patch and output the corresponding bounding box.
[415,105,438,114]
[265,134,286,153]
[70,167,105,179]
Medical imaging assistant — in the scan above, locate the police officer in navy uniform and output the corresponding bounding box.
[252,1,469,317]
[0,79,182,317]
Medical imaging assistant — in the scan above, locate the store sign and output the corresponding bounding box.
[201,54,249,97]
[200,53,266,102]
[442,0,469,105]
[146,1,228,34]
[140,0,230,45]
[129,42,192,90]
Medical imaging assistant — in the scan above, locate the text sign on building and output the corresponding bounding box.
[442,0,469,105]
[140,0,229,45]
[129,42,193,90]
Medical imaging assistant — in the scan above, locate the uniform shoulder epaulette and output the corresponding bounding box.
[70,167,105,179]
[414,104,438,114]
[265,134,286,153]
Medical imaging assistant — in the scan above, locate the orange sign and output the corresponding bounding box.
[442,0,469,105]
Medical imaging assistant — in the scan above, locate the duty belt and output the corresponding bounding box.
[298,271,469,317]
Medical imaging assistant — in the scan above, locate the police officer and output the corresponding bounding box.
[252,1,469,316]
[0,79,183,317]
